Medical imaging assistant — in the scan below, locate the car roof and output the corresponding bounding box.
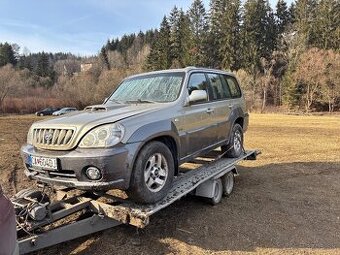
[126,67,235,80]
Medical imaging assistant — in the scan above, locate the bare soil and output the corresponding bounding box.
[0,113,339,255]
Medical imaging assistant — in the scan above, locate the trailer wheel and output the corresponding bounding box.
[222,171,234,197]
[209,178,223,205]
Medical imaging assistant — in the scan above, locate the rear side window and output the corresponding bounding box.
[187,73,208,103]
[223,75,242,98]
[207,73,231,100]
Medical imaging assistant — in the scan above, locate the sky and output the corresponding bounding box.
[0,0,291,56]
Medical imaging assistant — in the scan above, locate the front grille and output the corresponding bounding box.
[33,128,75,148]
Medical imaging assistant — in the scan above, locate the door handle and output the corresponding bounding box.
[206,108,214,114]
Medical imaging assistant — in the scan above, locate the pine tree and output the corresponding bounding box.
[18,55,34,71]
[144,29,157,45]
[188,0,209,66]
[169,6,182,66]
[264,8,278,57]
[0,42,17,67]
[220,0,242,70]
[145,16,171,70]
[207,0,226,68]
[105,39,115,51]
[241,0,276,71]
[276,0,290,34]
[100,47,111,70]
[167,7,193,68]
[293,0,317,49]
[312,0,340,49]
[178,10,193,67]
[35,52,50,77]
[289,2,296,24]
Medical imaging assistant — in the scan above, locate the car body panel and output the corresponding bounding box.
[21,67,248,191]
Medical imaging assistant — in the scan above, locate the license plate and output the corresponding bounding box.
[29,155,57,170]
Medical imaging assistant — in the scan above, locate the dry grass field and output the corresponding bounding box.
[0,113,339,255]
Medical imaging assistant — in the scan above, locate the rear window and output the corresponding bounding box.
[207,73,231,101]
[222,75,242,98]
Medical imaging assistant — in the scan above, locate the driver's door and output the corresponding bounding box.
[177,73,215,158]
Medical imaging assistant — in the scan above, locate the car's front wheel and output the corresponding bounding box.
[127,141,174,204]
[221,123,244,158]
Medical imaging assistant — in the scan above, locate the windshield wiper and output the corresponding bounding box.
[125,99,156,104]
[109,99,123,104]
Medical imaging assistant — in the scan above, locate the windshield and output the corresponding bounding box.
[108,72,185,103]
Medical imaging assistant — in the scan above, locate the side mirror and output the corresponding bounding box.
[103,97,109,104]
[188,90,207,103]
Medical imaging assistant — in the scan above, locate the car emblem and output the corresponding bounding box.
[44,131,53,142]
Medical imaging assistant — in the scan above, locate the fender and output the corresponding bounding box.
[226,106,247,143]
[126,120,181,162]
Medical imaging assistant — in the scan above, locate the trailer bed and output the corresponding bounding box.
[15,150,259,254]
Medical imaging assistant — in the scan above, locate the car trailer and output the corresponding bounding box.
[12,150,259,254]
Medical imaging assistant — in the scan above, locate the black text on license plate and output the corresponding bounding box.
[30,156,57,170]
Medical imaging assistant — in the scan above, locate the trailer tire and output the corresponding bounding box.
[127,141,174,204]
[222,171,234,197]
[209,178,223,205]
[221,123,244,158]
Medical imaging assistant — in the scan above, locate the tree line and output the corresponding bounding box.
[0,0,339,113]
[144,0,339,112]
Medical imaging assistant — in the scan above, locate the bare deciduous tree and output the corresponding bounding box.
[320,50,340,112]
[0,64,21,111]
[295,48,324,112]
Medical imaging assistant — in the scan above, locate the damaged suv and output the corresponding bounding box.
[21,67,248,203]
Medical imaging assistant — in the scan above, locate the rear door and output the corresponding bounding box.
[206,73,233,142]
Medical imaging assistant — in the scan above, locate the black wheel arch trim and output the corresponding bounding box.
[126,120,181,175]
[226,107,247,143]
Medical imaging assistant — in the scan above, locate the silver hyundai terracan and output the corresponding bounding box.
[21,67,249,203]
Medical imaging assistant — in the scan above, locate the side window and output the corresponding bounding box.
[207,73,230,100]
[225,75,241,98]
[187,73,208,103]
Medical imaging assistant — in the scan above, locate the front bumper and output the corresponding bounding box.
[20,142,141,191]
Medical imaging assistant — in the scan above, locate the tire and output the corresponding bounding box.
[222,171,234,197]
[221,123,244,158]
[208,178,223,205]
[127,141,175,204]
[40,113,44,116]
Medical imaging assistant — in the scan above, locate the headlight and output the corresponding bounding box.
[27,126,33,145]
[79,123,124,148]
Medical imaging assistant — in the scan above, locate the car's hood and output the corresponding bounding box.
[34,103,165,128]
[30,103,168,150]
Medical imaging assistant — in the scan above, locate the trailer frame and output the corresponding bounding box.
[14,150,259,254]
